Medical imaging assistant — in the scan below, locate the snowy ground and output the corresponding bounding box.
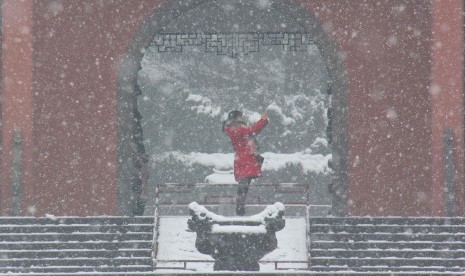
[156,216,308,272]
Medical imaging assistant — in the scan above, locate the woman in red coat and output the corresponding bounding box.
[223,110,269,215]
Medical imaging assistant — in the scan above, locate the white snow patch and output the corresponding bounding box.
[185,93,221,117]
[205,169,237,184]
[262,152,332,174]
[244,110,262,124]
[45,214,57,221]
[153,152,234,171]
[311,137,328,148]
[266,102,296,126]
[154,151,331,175]
[188,202,284,225]
[212,224,267,234]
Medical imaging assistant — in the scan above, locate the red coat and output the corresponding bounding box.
[224,118,268,181]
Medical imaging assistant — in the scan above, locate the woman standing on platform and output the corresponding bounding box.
[223,110,269,215]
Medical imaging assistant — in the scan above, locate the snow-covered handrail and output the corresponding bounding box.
[151,184,160,270]
[305,205,312,268]
[158,182,310,206]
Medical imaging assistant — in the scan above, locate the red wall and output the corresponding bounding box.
[1,0,163,216]
[1,0,463,216]
[305,0,464,216]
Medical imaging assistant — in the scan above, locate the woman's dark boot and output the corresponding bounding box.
[236,185,248,216]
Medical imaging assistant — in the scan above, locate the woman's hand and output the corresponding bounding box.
[261,112,269,120]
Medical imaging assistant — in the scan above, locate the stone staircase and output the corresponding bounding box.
[308,217,465,273]
[2,214,465,275]
[0,216,155,274]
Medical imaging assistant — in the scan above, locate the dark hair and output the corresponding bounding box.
[222,120,228,132]
[228,110,242,120]
[222,110,243,132]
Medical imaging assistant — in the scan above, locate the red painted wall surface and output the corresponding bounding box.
[28,1,163,216]
[304,0,464,216]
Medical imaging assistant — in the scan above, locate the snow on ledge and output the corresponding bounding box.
[205,169,237,184]
[212,224,267,234]
[154,150,332,174]
[188,202,285,225]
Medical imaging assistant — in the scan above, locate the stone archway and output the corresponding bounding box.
[117,0,349,216]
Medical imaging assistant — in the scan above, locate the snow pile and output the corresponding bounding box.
[45,214,57,220]
[154,151,331,175]
[188,202,284,226]
[185,93,221,117]
[211,224,267,234]
[255,202,285,220]
[188,201,216,220]
[262,152,331,174]
[154,152,234,170]
[189,202,284,233]
[204,169,237,184]
[266,102,296,126]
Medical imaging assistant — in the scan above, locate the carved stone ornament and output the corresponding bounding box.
[187,202,285,271]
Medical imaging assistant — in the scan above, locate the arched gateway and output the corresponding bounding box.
[117,0,348,216]
[1,0,463,219]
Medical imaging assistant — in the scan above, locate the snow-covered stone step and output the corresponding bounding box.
[0,249,151,259]
[311,266,465,273]
[308,216,465,273]
[309,217,465,225]
[311,241,465,250]
[0,264,153,274]
[310,224,465,233]
[0,241,152,250]
[0,216,154,225]
[0,216,155,274]
[310,249,465,258]
[0,257,152,267]
[311,232,465,242]
[0,232,153,242]
[0,224,153,233]
[311,257,465,267]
